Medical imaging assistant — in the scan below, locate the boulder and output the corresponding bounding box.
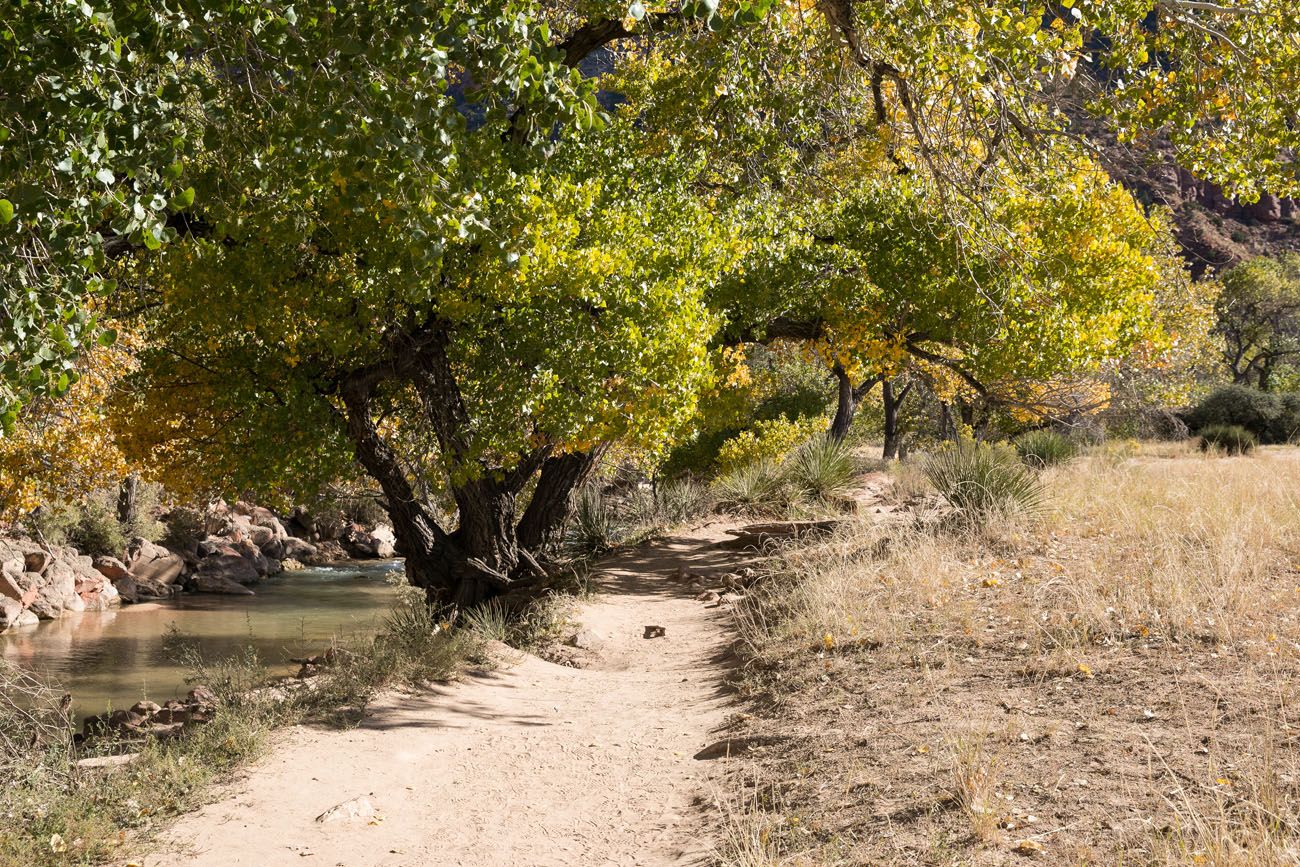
[281,537,318,562]
[126,538,185,587]
[112,574,172,604]
[197,548,260,586]
[247,523,277,549]
[0,558,31,605]
[371,524,397,558]
[308,540,346,564]
[0,596,38,630]
[231,538,270,577]
[24,550,50,574]
[93,556,131,583]
[282,558,305,572]
[234,502,288,539]
[340,523,396,559]
[191,568,255,595]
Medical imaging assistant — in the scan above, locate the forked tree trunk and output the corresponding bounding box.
[828,366,880,442]
[516,449,603,551]
[116,473,139,528]
[881,379,913,460]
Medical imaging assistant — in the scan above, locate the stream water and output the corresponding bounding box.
[0,561,402,719]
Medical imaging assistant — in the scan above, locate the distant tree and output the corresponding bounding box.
[1215,255,1300,391]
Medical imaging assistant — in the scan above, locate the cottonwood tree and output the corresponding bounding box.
[107,0,749,607]
[715,156,1190,449]
[1215,254,1300,391]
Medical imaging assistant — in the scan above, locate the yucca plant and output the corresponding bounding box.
[713,459,787,512]
[785,436,858,502]
[1198,423,1257,456]
[1015,429,1078,469]
[568,485,616,553]
[922,440,1045,522]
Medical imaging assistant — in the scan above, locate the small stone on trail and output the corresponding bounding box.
[315,796,376,823]
[643,625,666,639]
[567,628,600,650]
[695,590,720,603]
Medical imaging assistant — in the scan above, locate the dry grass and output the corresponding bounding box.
[720,445,1300,866]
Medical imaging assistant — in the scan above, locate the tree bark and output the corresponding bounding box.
[828,365,880,442]
[116,474,139,529]
[882,380,913,459]
[516,448,603,551]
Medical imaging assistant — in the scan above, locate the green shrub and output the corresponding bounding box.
[1184,385,1300,444]
[713,459,788,512]
[30,491,126,557]
[629,477,712,528]
[1198,423,1257,455]
[785,436,858,502]
[716,416,828,474]
[922,440,1045,522]
[1015,429,1078,468]
[1278,393,1300,443]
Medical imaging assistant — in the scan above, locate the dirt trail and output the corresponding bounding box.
[145,521,756,867]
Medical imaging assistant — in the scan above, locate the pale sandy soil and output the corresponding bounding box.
[143,522,755,867]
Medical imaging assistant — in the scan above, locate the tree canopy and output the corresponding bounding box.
[5,0,1300,604]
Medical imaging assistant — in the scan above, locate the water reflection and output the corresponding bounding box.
[1,562,401,718]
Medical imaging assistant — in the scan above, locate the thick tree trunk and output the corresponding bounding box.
[881,380,913,460]
[828,365,880,442]
[829,365,857,441]
[516,449,602,551]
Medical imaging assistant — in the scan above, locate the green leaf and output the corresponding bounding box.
[0,199,12,224]
[170,186,196,209]
[97,328,118,347]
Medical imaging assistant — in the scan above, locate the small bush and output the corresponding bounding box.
[785,436,858,502]
[717,416,827,474]
[713,460,788,513]
[31,492,126,557]
[1198,423,1257,455]
[922,440,1045,522]
[1015,429,1078,468]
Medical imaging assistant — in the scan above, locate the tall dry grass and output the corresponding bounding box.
[726,445,1300,866]
[738,447,1300,658]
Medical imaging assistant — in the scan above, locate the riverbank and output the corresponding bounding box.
[1,561,401,719]
[2,498,399,635]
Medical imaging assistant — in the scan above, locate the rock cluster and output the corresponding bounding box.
[0,539,119,630]
[81,685,218,741]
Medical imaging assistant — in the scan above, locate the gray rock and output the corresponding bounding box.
[567,628,601,650]
[191,570,255,595]
[315,796,376,823]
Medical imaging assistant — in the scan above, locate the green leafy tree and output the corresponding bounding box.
[1215,254,1300,391]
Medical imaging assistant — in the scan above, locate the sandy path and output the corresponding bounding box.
[145,522,752,867]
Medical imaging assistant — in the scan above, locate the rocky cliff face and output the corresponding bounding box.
[1075,115,1300,278]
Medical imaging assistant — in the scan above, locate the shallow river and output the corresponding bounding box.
[1,561,401,719]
